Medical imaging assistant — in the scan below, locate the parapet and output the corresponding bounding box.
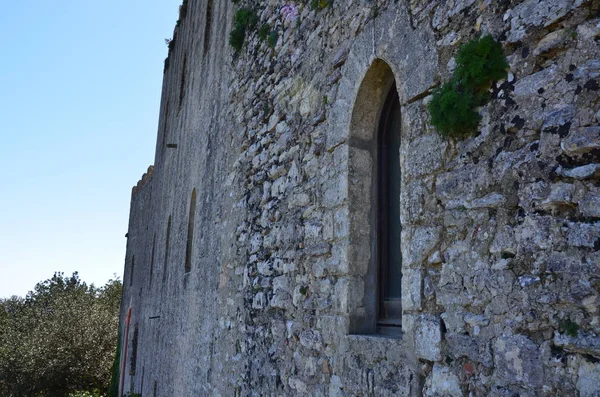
[131,165,154,197]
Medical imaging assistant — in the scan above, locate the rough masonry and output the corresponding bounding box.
[120,0,600,395]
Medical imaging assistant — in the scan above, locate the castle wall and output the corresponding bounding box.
[120,0,600,395]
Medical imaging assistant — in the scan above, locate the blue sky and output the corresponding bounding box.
[0,0,180,297]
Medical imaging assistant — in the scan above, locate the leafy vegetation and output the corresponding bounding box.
[0,273,122,397]
[268,31,279,48]
[311,0,332,11]
[429,35,508,138]
[229,8,259,51]
[560,319,580,337]
[258,24,270,41]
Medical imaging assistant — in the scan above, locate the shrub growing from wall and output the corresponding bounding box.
[429,35,508,138]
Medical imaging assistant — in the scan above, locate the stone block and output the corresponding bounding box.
[401,268,422,311]
[423,364,463,397]
[403,226,441,267]
[493,335,543,388]
[415,315,442,362]
[567,222,600,248]
[561,126,600,156]
[577,360,600,397]
[508,0,575,42]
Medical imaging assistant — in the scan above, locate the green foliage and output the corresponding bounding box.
[258,24,270,41]
[0,273,122,397]
[229,8,259,51]
[560,319,580,337]
[268,31,279,48]
[311,0,332,11]
[429,35,508,138]
[429,79,481,138]
[234,8,258,29]
[107,328,122,397]
[455,35,509,93]
[68,390,105,397]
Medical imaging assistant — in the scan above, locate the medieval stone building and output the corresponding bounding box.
[119,0,600,395]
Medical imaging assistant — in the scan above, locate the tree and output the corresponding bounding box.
[0,272,122,397]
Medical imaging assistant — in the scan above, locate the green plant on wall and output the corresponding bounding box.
[268,30,279,48]
[258,24,270,41]
[429,35,509,138]
[229,8,259,51]
[311,0,332,11]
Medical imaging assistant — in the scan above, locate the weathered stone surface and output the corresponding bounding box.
[493,335,543,388]
[423,364,463,397]
[578,360,600,397]
[566,222,600,248]
[557,164,600,180]
[561,126,600,155]
[508,0,576,42]
[514,65,559,97]
[555,331,600,358]
[579,188,600,218]
[415,315,442,361]
[119,1,600,396]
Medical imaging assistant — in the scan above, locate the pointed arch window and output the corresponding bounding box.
[347,59,403,336]
[377,83,402,330]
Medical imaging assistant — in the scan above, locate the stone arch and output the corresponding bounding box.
[346,59,400,335]
[326,5,438,336]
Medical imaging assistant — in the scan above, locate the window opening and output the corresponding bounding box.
[179,54,187,110]
[163,216,171,282]
[150,233,156,286]
[130,256,135,287]
[204,0,213,55]
[162,101,170,149]
[185,189,197,273]
[377,83,402,330]
[130,323,139,376]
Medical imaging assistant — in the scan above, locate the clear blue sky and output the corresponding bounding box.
[0,0,180,297]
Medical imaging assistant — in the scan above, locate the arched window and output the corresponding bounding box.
[347,59,402,336]
[377,83,402,329]
[184,189,197,273]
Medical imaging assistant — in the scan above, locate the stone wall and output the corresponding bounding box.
[120,0,600,395]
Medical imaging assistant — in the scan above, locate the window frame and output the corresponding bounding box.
[376,83,403,334]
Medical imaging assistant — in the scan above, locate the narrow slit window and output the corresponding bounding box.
[163,216,171,282]
[149,233,156,286]
[130,324,139,376]
[162,101,170,148]
[179,54,187,110]
[204,0,213,55]
[185,189,197,273]
[377,83,402,330]
[130,256,135,287]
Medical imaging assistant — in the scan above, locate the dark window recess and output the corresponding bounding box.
[149,233,156,286]
[163,216,172,282]
[185,189,197,273]
[162,101,170,149]
[129,256,135,287]
[204,0,213,55]
[130,324,139,376]
[179,54,187,110]
[377,83,402,330]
